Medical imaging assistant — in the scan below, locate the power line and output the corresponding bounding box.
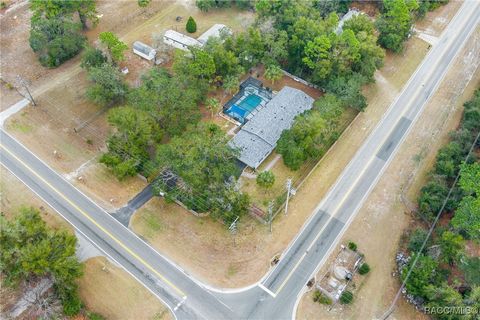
[381,131,480,320]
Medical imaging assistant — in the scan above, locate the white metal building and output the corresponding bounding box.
[133,41,157,61]
[163,30,201,51]
[163,24,232,51]
[197,24,231,44]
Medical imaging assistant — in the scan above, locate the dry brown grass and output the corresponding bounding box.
[296,22,480,320]
[130,29,434,289]
[78,257,172,320]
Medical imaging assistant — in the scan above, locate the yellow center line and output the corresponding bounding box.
[1,143,187,299]
[274,252,307,295]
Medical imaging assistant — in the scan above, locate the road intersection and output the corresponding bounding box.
[1,1,478,318]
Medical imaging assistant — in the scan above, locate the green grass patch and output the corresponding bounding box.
[8,120,33,133]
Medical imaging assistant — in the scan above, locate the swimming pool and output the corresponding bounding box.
[225,94,262,123]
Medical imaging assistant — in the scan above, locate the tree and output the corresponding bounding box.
[332,29,361,76]
[81,46,107,70]
[408,227,430,252]
[0,207,83,316]
[205,97,221,117]
[86,63,128,106]
[358,262,370,275]
[173,47,216,80]
[418,176,450,222]
[262,30,289,66]
[128,68,204,136]
[376,0,419,53]
[277,94,343,170]
[344,15,385,81]
[100,106,160,179]
[264,64,283,85]
[340,290,353,304]
[256,171,276,190]
[204,37,243,81]
[138,0,151,7]
[316,0,351,17]
[402,253,438,298]
[99,31,128,63]
[29,17,85,68]
[186,16,197,33]
[154,124,248,222]
[223,75,240,95]
[325,74,367,111]
[30,0,98,29]
[439,230,464,265]
[348,241,357,251]
[302,35,333,83]
[196,0,215,11]
[451,163,480,240]
[232,27,265,67]
[425,284,464,319]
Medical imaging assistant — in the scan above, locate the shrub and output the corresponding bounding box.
[186,16,197,33]
[358,263,370,275]
[256,170,275,190]
[340,290,354,304]
[81,46,107,70]
[88,312,106,320]
[29,17,86,68]
[313,290,333,305]
[60,289,83,316]
[348,241,357,251]
[408,228,430,253]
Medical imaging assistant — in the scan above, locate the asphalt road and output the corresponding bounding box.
[1,1,478,319]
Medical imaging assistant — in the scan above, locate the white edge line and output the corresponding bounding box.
[290,4,479,319]
[265,0,475,288]
[0,163,179,320]
[0,129,265,294]
[258,283,277,298]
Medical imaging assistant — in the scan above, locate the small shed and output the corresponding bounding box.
[133,41,156,61]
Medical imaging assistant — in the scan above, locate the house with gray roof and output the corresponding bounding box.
[229,86,314,169]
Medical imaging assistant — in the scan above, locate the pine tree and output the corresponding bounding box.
[186,16,197,33]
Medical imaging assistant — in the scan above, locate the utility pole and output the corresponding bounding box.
[267,200,274,233]
[284,178,292,215]
[16,76,36,106]
[228,216,239,247]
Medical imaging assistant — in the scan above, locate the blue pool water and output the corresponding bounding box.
[225,94,262,123]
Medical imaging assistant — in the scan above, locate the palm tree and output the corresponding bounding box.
[206,97,220,117]
[223,75,239,98]
[264,64,283,85]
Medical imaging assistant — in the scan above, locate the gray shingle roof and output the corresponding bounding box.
[229,86,314,169]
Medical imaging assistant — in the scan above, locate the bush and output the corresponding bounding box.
[186,16,197,33]
[358,263,370,275]
[81,46,107,70]
[313,290,332,305]
[256,170,275,189]
[88,312,106,320]
[60,289,83,316]
[348,241,357,251]
[340,290,354,304]
[408,228,430,253]
[29,17,86,68]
